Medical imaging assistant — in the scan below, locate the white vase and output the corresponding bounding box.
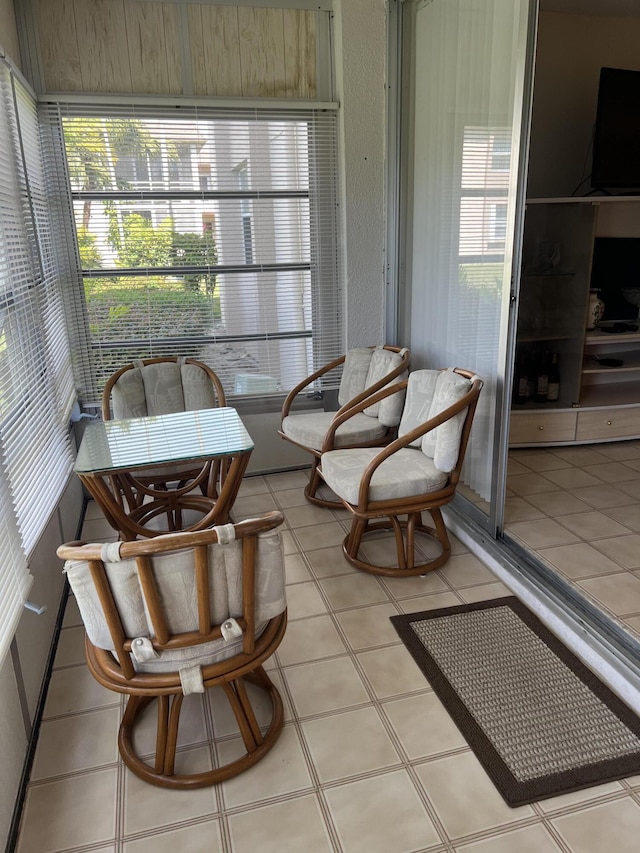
[587,290,604,330]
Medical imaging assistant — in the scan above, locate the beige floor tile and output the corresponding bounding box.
[53,625,87,668]
[537,543,624,579]
[439,553,498,588]
[265,470,310,491]
[277,613,347,665]
[123,747,217,834]
[284,504,337,528]
[552,447,611,466]
[306,545,354,578]
[325,770,441,852]
[541,467,604,490]
[382,693,467,759]
[43,664,117,717]
[507,457,531,475]
[591,534,640,569]
[578,572,640,616]
[285,552,313,584]
[227,794,333,853]
[16,769,118,853]
[535,780,624,813]
[218,725,313,808]
[273,486,309,507]
[231,492,279,519]
[398,592,463,613]
[319,572,388,609]
[523,490,593,517]
[556,510,631,540]
[573,484,637,509]
[380,570,450,599]
[83,499,107,520]
[507,473,561,496]
[507,518,579,549]
[294,521,347,552]
[551,797,640,853]
[284,580,328,620]
[458,581,512,603]
[617,479,640,500]
[511,451,572,472]
[81,516,118,542]
[301,706,400,782]
[132,692,208,755]
[504,497,545,523]
[208,676,290,736]
[414,752,534,839]
[605,503,640,532]
[237,475,269,496]
[336,603,401,651]
[32,708,120,779]
[123,820,224,853]
[357,644,429,699]
[453,823,563,852]
[280,528,297,555]
[582,461,640,483]
[284,655,369,716]
[596,444,640,462]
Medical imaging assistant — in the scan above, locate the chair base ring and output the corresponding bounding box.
[117,668,284,789]
[342,517,452,577]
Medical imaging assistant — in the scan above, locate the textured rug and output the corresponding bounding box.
[390,597,640,806]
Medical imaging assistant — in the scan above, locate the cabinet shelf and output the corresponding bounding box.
[585,329,640,345]
[582,351,640,374]
[578,382,640,408]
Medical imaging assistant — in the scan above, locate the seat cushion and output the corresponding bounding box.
[282,411,387,451]
[63,528,286,673]
[321,446,449,505]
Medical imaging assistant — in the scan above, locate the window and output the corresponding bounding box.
[49,106,343,403]
[0,60,74,662]
[491,136,511,172]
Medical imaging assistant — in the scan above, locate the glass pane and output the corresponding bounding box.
[399,0,532,513]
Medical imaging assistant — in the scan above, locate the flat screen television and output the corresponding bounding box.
[592,67,640,193]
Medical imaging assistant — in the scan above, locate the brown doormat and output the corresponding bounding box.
[390,597,640,806]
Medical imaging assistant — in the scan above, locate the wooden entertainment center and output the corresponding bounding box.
[510,196,640,447]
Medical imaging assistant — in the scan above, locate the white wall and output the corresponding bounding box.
[527,10,640,198]
[334,0,387,346]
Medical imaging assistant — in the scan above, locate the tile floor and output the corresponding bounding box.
[505,440,640,643]
[15,466,640,852]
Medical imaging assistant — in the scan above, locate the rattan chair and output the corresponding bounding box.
[58,511,287,789]
[102,356,228,530]
[317,368,483,577]
[279,345,410,507]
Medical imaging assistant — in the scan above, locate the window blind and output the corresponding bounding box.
[0,59,74,661]
[41,104,343,405]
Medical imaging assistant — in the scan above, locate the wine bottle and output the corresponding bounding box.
[547,352,560,402]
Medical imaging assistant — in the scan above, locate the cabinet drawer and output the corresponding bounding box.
[576,407,640,441]
[509,411,577,445]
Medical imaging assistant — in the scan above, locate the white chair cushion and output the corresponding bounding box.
[398,370,440,447]
[337,348,374,407]
[281,411,387,450]
[111,360,218,420]
[421,371,472,473]
[362,347,408,427]
[321,446,448,505]
[63,528,286,673]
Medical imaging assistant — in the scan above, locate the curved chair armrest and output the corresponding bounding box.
[280,354,347,421]
[355,377,483,510]
[320,379,409,452]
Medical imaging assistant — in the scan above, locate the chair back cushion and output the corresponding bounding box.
[399,369,472,473]
[63,528,286,670]
[337,348,374,407]
[110,359,218,419]
[362,347,408,427]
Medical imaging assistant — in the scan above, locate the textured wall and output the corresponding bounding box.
[334,0,387,347]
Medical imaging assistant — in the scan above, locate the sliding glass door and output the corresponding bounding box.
[395,0,537,534]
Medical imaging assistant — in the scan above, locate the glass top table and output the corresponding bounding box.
[75,408,254,539]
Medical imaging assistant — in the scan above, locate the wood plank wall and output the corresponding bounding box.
[33,0,317,98]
